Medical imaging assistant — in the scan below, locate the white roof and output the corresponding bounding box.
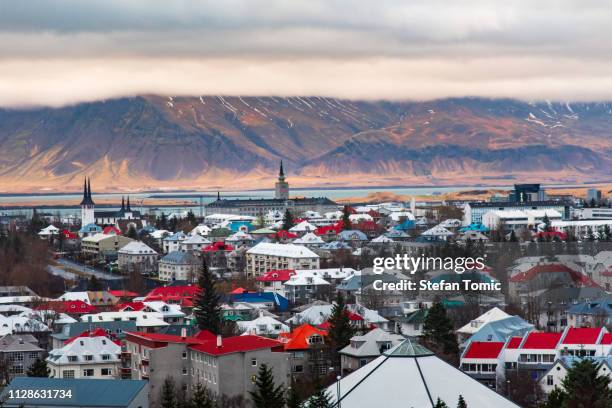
[286,303,386,325]
[439,219,462,228]
[524,209,562,218]
[0,305,31,314]
[20,310,77,325]
[456,307,511,335]
[0,315,50,335]
[284,274,330,287]
[47,336,121,365]
[39,225,60,235]
[0,296,40,305]
[389,211,416,222]
[247,242,319,259]
[150,229,171,239]
[349,214,373,222]
[295,268,358,280]
[421,225,454,237]
[118,241,157,255]
[190,224,212,236]
[289,220,317,233]
[79,311,168,327]
[324,340,519,408]
[484,210,528,219]
[57,292,91,304]
[141,301,185,318]
[237,315,289,335]
[340,328,405,357]
[293,232,325,245]
[371,235,394,243]
[181,234,212,245]
[226,231,254,242]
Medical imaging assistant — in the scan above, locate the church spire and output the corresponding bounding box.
[126,196,131,212]
[217,191,221,201]
[80,177,95,206]
[121,196,125,211]
[279,160,285,178]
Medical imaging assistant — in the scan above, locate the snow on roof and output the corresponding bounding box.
[340,328,405,357]
[457,307,511,335]
[47,335,121,365]
[293,232,325,245]
[421,225,454,237]
[118,241,157,255]
[284,274,330,287]
[57,292,91,304]
[0,315,50,335]
[289,220,317,232]
[149,229,171,239]
[246,242,319,258]
[237,315,289,335]
[181,234,212,245]
[371,235,394,243]
[82,233,124,243]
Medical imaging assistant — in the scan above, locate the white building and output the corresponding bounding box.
[117,241,158,274]
[236,313,289,337]
[47,335,121,379]
[162,232,188,254]
[179,234,212,252]
[245,243,320,278]
[158,251,197,282]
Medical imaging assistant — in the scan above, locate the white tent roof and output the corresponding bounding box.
[322,339,519,408]
[293,232,325,245]
[457,307,511,335]
[421,225,454,237]
[289,220,317,232]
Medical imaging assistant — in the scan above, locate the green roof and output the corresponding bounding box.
[384,338,434,357]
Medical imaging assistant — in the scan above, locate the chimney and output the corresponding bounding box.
[180,328,187,339]
[217,335,222,348]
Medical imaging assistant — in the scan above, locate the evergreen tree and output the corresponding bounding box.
[158,212,169,230]
[87,275,103,291]
[422,302,459,357]
[249,363,285,408]
[26,358,49,377]
[286,384,303,408]
[190,383,216,408]
[187,211,198,227]
[328,292,355,368]
[541,387,565,408]
[160,377,177,408]
[126,225,138,240]
[560,359,611,408]
[309,376,333,408]
[456,395,467,408]
[282,209,295,231]
[341,205,352,231]
[434,398,448,408]
[194,258,222,334]
[542,214,551,232]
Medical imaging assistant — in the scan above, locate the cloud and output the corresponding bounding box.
[1,0,612,106]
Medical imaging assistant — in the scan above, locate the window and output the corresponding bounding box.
[359,359,368,367]
[182,351,187,359]
[101,354,111,360]
[68,356,78,362]
[101,368,112,376]
[62,370,75,378]
[182,368,188,375]
[547,375,554,386]
[251,358,257,367]
[293,365,303,373]
[83,369,94,377]
[84,355,93,361]
[28,352,39,359]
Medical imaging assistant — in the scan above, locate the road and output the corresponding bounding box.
[53,258,123,280]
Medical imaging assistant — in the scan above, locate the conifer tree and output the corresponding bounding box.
[286,384,303,408]
[434,398,448,408]
[126,225,138,240]
[249,363,285,408]
[194,258,222,335]
[309,376,333,408]
[561,359,611,408]
[456,395,467,408]
[328,292,355,367]
[342,206,352,230]
[26,358,49,377]
[282,209,295,231]
[190,383,216,408]
[160,377,177,408]
[422,302,459,357]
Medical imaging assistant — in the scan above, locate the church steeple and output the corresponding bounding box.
[126,196,131,212]
[80,177,95,206]
[121,196,125,211]
[274,161,289,200]
[278,160,285,181]
[217,191,221,201]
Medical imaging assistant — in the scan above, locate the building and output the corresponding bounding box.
[124,331,289,402]
[245,242,320,277]
[340,328,405,374]
[586,188,603,203]
[79,179,143,227]
[236,312,289,337]
[509,184,546,203]
[279,324,331,379]
[460,341,505,388]
[0,377,149,408]
[46,334,122,379]
[275,161,289,200]
[50,320,137,350]
[283,274,331,305]
[162,232,188,254]
[81,233,134,259]
[79,311,168,332]
[117,241,158,275]
[255,269,296,295]
[539,355,612,395]
[324,339,519,408]
[456,307,511,343]
[158,251,198,282]
[80,178,95,226]
[463,201,568,226]
[0,334,44,379]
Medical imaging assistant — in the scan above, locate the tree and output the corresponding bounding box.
[87,275,103,291]
[282,209,295,231]
[160,376,177,408]
[249,363,285,408]
[434,398,448,408]
[308,376,333,408]
[327,293,354,367]
[190,383,217,408]
[26,358,49,377]
[194,258,222,334]
[560,359,611,408]
[126,225,138,240]
[286,384,303,408]
[422,302,459,359]
[341,206,352,231]
[541,387,565,408]
[456,395,467,408]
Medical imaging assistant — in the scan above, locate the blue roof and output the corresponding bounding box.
[459,223,489,233]
[558,356,612,369]
[567,294,612,316]
[1,377,147,407]
[468,316,534,343]
[78,223,101,233]
[164,231,188,241]
[394,220,415,231]
[338,230,367,241]
[230,292,289,311]
[228,220,254,232]
[161,250,193,264]
[320,241,352,250]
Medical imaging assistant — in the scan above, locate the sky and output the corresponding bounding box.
[2,0,612,107]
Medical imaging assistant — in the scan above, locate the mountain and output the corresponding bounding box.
[0,96,610,192]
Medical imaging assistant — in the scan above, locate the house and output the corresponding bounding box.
[116,301,185,325]
[158,251,198,282]
[117,241,158,275]
[255,269,296,294]
[78,223,102,238]
[566,294,612,327]
[50,320,137,350]
[292,232,325,248]
[324,338,519,408]
[57,291,119,308]
[34,300,97,316]
[279,324,330,379]
[180,234,212,252]
[245,242,320,277]
[0,377,149,408]
[229,291,290,312]
[124,331,289,402]
[504,331,563,378]
[79,311,168,333]
[337,230,368,243]
[283,274,331,305]
[81,233,134,259]
[0,334,44,380]
[162,232,188,254]
[236,312,289,337]
[464,316,533,346]
[144,285,201,308]
[340,328,405,374]
[46,334,122,379]
[224,231,254,246]
[460,341,506,389]
[456,307,511,343]
[539,356,612,395]
[289,220,317,235]
[38,225,59,239]
[420,225,454,241]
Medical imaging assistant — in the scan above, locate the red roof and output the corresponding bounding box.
[535,231,567,240]
[509,263,600,287]
[126,331,206,346]
[193,330,216,342]
[315,222,343,236]
[601,333,612,345]
[506,336,523,349]
[276,230,298,240]
[256,269,296,282]
[108,290,139,298]
[103,226,122,235]
[281,324,327,351]
[355,220,380,233]
[463,342,505,359]
[65,329,121,345]
[202,242,234,252]
[145,285,200,307]
[114,302,146,312]
[34,300,96,315]
[189,335,284,356]
[61,229,78,239]
[562,327,603,345]
[521,332,562,349]
[230,287,247,295]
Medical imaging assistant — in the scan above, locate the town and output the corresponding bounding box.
[0,168,610,408]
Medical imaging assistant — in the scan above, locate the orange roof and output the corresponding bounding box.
[282,324,327,350]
